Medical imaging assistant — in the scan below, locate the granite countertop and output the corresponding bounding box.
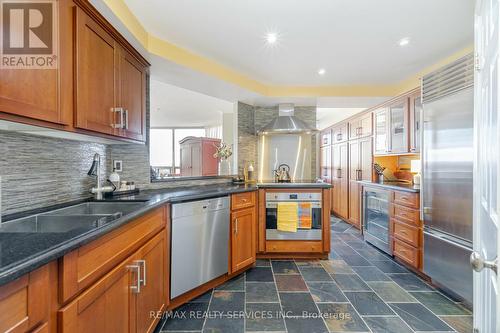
[0,183,257,287]
[358,180,420,193]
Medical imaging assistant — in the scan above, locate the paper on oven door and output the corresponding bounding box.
[277,202,298,232]
[298,202,312,229]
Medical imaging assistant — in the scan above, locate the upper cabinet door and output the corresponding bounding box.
[332,123,348,143]
[320,129,332,147]
[409,92,421,153]
[0,1,73,125]
[349,113,372,140]
[359,113,373,138]
[388,99,409,154]
[117,48,146,141]
[374,108,388,155]
[74,8,117,135]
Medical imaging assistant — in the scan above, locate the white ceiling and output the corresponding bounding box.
[150,80,233,128]
[124,0,473,86]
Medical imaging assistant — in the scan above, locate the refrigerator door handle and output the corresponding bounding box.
[424,229,472,251]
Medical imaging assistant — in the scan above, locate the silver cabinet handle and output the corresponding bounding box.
[123,109,129,129]
[127,264,141,293]
[336,168,342,178]
[135,259,146,286]
[358,127,363,136]
[470,252,498,275]
[111,107,124,129]
[234,218,238,234]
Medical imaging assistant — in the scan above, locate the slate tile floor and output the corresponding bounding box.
[160,217,473,333]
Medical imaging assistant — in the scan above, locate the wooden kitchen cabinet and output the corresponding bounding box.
[74,6,118,136]
[116,47,147,141]
[0,0,149,142]
[349,113,372,140]
[373,98,409,155]
[332,142,348,219]
[390,190,422,271]
[409,91,422,153]
[348,181,361,228]
[0,264,51,333]
[59,255,136,333]
[74,6,148,141]
[59,230,168,333]
[374,108,389,155]
[0,0,72,125]
[347,137,372,228]
[320,128,332,147]
[135,232,168,333]
[231,206,257,272]
[332,123,348,143]
[388,98,409,154]
[320,145,332,183]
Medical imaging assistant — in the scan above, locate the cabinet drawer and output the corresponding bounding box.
[392,219,421,247]
[392,204,421,226]
[393,191,419,208]
[266,240,322,253]
[60,206,166,302]
[393,239,420,268]
[231,191,256,210]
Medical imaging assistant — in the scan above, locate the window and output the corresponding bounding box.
[150,127,207,178]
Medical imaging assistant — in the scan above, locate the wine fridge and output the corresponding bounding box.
[362,187,391,255]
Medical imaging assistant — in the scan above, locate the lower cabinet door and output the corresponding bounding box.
[231,207,256,272]
[135,232,167,333]
[59,258,135,333]
[348,181,361,229]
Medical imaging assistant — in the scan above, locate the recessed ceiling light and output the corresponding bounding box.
[399,37,410,46]
[318,68,326,75]
[266,32,278,44]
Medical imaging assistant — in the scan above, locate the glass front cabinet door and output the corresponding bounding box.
[409,92,421,153]
[374,108,388,155]
[388,99,409,154]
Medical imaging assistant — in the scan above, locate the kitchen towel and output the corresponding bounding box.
[298,202,312,229]
[277,202,298,232]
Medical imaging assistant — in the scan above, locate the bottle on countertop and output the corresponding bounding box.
[109,168,120,190]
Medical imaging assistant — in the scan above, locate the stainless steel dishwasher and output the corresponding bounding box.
[170,196,230,299]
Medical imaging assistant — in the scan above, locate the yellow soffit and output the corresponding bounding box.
[104,0,473,97]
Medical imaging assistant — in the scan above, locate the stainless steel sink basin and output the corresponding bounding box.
[0,202,146,233]
[0,214,115,233]
[45,202,145,216]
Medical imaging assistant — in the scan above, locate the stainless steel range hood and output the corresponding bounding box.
[257,104,316,135]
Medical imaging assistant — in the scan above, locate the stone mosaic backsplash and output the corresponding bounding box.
[237,103,317,180]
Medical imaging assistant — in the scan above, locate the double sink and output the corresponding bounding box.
[0,202,146,233]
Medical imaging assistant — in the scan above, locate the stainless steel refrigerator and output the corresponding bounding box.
[421,54,474,304]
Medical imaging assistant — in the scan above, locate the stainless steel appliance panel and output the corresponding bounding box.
[362,187,391,255]
[423,228,473,303]
[422,87,474,242]
[265,191,322,240]
[171,197,230,299]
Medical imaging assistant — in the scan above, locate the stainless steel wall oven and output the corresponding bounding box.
[265,192,322,240]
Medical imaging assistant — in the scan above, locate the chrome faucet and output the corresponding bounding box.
[87,153,114,200]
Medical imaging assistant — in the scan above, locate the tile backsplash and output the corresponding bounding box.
[0,130,232,217]
[0,129,109,216]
